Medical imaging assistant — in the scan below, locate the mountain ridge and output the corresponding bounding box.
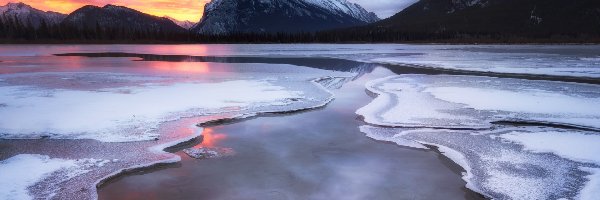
[61,4,186,33]
[191,0,379,35]
[164,16,196,29]
[0,2,66,28]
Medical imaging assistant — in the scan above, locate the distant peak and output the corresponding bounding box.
[79,5,100,9]
[103,4,119,8]
[102,4,129,10]
[164,16,192,23]
[6,2,26,6]
[4,2,31,9]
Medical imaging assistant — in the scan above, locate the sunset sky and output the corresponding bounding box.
[2,0,416,22]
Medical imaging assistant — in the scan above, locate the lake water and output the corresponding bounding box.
[0,44,598,200]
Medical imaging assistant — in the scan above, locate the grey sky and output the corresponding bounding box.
[348,0,418,19]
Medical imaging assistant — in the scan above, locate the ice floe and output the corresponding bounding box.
[183,147,235,159]
[0,79,317,142]
[357,75,600,130]
[500,131,600,165]
[0,154,110,200]
[357,74,600,199]
[359,125,426,149]
[370,45,600,78]
[359,125,594,199]
[579,167,600,200]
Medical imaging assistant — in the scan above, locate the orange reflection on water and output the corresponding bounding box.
[196,128,227,148]
[149,61,210,73]
[139,44,212,56]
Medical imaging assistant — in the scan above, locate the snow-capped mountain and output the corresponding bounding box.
[192,0,379,35]
[302,0,379,23]
[164,16,196,29]
[0,2,66,28]
[62,5,186,33]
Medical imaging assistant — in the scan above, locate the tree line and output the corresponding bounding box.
[1,17,599,43]
[0,16,190,43]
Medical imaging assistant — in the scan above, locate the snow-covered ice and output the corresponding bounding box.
[357,75,600,130]
[370,45,600,78]
[0,79,313,142]
[2,44,600,199]
[579,167,600,200]
[0,154,108,200]
[359,125,426,149]
[500,131,600,165]
[357,74,600,199]
[0,45,351,199]
[3,44,599,78]
[359,125,594,200]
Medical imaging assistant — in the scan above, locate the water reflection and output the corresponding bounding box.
[98,68,485,200]
[149,61,210,74]
[52,52,600,84]
[55,52,377,73]
[195,128,227,148]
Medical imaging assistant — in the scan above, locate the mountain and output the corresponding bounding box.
[0,2,66,28]
[374,0,600,37]
[191,0,379,35]
[164,16,196,29]
[62,5,186,33]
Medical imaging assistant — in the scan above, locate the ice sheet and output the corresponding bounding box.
[370,45,600,78]
[359,125,590,199]
[0,79,308,142]
[500,131,600,165]
[0,48,347,199]
[3,44,599,78]
[357,74,600,199]
[357,75,600,130]
[359,125,426,149]
[579,167,600,200]
[0,154,106,200]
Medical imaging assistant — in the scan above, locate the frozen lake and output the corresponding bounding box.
[0,44,599,200]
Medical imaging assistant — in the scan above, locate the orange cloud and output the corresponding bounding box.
[1,0,211,22]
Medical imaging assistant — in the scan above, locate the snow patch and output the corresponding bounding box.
[425,87,599,116]
[359,125,426,149]
[357,75,600,130]
[370,46,600,78]
[0,80,306,142]
[579,167,600,200]
[0,154,103,200]
[500,131,600,165]
[358,125,585,199]
[418,141,484,195]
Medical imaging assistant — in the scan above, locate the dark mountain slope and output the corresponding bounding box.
[62,5,186,33]
[192,0,379,34]
[315,0,600,42]
[376,0,600,37]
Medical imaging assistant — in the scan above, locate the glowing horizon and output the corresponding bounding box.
[1,0,211,22]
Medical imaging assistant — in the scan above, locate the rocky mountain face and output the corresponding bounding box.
[191,0,379,35]
[164,16,196,29]
[62,5,186,33]
[0,2,66,28]
[375,0,600,36]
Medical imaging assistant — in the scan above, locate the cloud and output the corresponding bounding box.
[1,0,210,21]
